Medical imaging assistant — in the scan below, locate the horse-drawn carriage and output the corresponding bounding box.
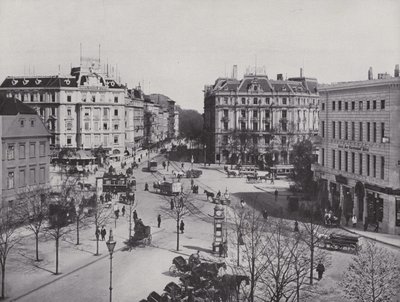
[204,190,230,205]
[127,219,151,247]
[153,181,182,196]
[319,233,359,253]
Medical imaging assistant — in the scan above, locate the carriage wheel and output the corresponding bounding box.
[169,264,178,276]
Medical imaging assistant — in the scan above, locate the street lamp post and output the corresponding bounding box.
[106,229,116,302]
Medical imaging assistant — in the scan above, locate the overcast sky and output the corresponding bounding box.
[0,0,399,111]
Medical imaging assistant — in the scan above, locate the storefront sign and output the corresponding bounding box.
[337,144,369,152]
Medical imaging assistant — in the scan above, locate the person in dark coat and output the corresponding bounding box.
[180,220,185,234]
[101,227,106,241]
[170,199,174,210]
[121,206,126,217]
[316,261,325,280]
[157,214,162,228]
[144,182,149,191]
[294,220,299,232]
[263,210,268,220]
[133,210,138,222]
[274,189,278,201]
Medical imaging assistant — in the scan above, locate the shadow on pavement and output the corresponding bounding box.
[183,245,213,254]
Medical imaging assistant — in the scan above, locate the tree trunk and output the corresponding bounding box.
[96,236,99,256]
[250,257,255,302]
[176,220,180,251]
[55,237,59,275]
[310,240,314,285]
[35,232,40,261]
[1,263,5,299]
[76,218,80,245]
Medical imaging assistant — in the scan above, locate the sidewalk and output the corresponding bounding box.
[341,225,400,249]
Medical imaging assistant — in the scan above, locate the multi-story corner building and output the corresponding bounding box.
[149,94,179,140]
[125,87,144,154]
[174,109,180,138]
[204,71,319,165]
[0,96,50,207]
[0,59,126,157]
[143,97,161,146]
[313,66,400,234]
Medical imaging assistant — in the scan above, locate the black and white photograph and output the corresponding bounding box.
[0,0,399,301]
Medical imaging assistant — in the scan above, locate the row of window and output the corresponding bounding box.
[320,148,385,180]
[6,142,46,160]
[66,134,120,146]
[19,118,35,128]
[219,96,318,106]
[83,107,119,118]
[321,121,386,143]
[7,166,46,189]
[224,109,315,120]
[221,135,288,145]
[322,99,386,111]
[18,92,56,103]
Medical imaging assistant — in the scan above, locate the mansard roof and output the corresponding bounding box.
[0,76,78,88]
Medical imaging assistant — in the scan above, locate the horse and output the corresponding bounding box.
[227,170,238,177]
[217,274,250,302]
[204,190,215,200]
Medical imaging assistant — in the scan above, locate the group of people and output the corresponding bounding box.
[95,226,108,241]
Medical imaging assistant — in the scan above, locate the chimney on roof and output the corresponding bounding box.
[232,65,238,79]
[300,68,303,78]
[368,67,373,80]
[277,74,283,80]
[395,64,399,77]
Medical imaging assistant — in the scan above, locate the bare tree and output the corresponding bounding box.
[340,240,400,302]
[228,202,269,302]
[0,203,23,299]
[297,181,328,285]
[162,192,191,251]
[92,199,111,256]
[260,220,328,302]
[45,180,76,275]
[260,220,299,302]
[16,185,50,261]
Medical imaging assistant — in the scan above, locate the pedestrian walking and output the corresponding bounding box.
[133,210,138,222]
[352,215,357,227]
[170,198,174,210]
[122,206,126,217]
[181,162,184,169]
[162,161,166,169]
[274,189,278,202]
[316,261,325,280]
[374,220,379,233]
[145,182,149,191]
[180,220,185,234]
[95,227,100,241]
[262,209,268,220]
[157,214,162,228]
[294,220,299,232]
[101,227,106,241]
